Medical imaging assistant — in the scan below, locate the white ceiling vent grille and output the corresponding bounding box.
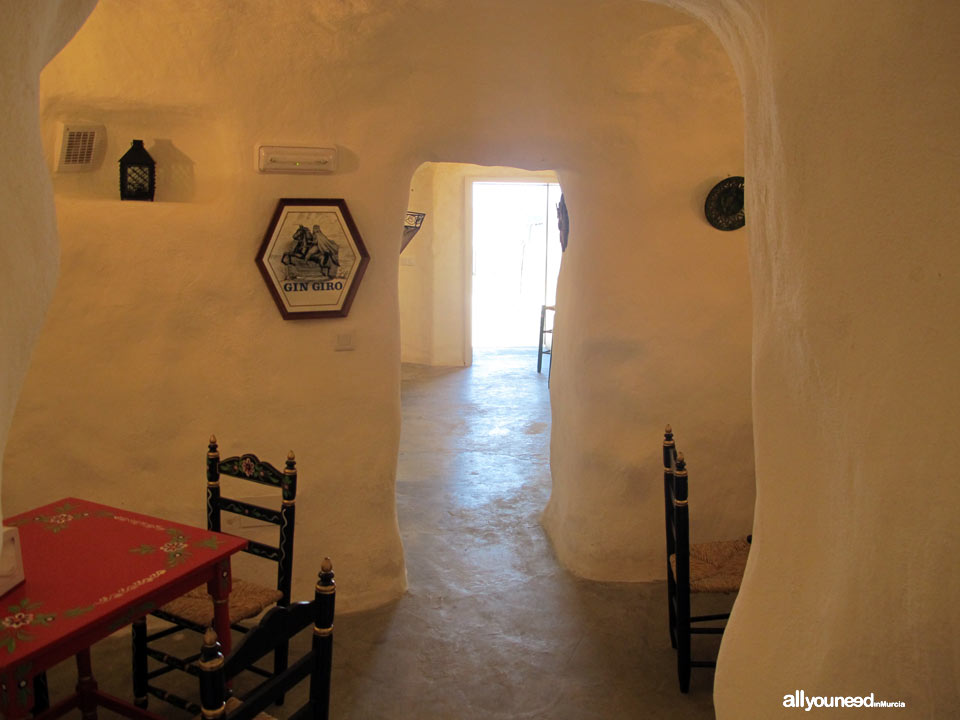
[55,124,104,173]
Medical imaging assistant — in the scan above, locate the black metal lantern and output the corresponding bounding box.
[118,139,156,201]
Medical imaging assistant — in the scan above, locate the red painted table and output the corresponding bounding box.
[0,498,247,719]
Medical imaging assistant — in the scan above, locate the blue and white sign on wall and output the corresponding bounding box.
[256,198,370,319]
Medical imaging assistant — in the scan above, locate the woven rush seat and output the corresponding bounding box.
[669,536,750,593]
[162,579,284,626]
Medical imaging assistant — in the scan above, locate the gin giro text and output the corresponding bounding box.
[283,281,344,292]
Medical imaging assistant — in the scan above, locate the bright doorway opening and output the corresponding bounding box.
[471,181,562,349]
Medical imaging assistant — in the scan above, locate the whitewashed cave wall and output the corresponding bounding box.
[4,0,752,610]
[6,2,957,716]
[662,0,960,717]
[0,1,97,523]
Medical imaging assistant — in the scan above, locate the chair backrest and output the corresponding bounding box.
[206,435,297,605]
[663,425,691,595]
[198,560,336,720]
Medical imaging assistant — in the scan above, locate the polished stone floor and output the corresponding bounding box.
[45,348,724,718]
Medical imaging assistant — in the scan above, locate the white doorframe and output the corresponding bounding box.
[464,175,561,360]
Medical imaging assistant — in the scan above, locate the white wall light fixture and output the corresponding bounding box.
[55,123,106,172]
[257,145,338,174]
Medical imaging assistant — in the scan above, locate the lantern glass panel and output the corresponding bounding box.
[125,166,150,194]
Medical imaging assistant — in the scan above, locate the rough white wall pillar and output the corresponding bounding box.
[0,0,97,521]
[664,1,960,716]
[543,29,754,579]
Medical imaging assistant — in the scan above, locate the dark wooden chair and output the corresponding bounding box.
[663,424,750,692]
[537,304,555,378]
[132,435,298,713]
[198,560,335,720]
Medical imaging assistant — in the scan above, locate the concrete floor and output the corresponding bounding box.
[46,348,725,718]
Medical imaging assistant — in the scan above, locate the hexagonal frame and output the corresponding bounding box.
[256,198,370,319]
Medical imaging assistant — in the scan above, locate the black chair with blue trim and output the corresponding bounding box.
[132,435,298,713]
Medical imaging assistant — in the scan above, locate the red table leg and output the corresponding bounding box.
[208,558,233,655]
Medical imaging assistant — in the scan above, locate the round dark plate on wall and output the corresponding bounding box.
[704,176,745,231]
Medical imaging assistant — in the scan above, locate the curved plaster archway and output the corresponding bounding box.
[10,0,752,613]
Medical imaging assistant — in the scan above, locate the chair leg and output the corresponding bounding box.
[677,624,691,693]
[273,639,289,705]
[667,576,677,649]
[537,305,546,373]
[676,589,691,693]
[132,617,148,709]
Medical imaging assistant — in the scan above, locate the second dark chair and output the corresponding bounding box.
[198,560,336,720]
[663,424,750,693]
[132,435,298,713]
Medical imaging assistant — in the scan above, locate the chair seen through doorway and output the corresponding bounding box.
[537,304,555,382]
[663,424,750,692]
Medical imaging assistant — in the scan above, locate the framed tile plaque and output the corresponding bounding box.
[256,198,370,319]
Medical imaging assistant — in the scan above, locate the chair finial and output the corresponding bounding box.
[209,434,217,444]
[317,557,336,595]
[288,450,296,461]
[665,424,672,434]
[203,627,218,646]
